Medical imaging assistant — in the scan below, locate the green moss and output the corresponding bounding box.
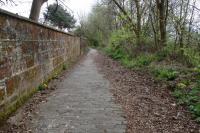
[0,57,79,125]
[0,88,37,123]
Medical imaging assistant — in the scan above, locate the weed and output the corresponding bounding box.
[155,50,168,62]
[152,68,178,81]
[0,88,37,122]
[63,64,67,70]
[136,54,155,67]
[37,83,47,91]
[177,83,187,89]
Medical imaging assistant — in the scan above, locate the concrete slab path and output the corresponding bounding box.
[29,49,126,133]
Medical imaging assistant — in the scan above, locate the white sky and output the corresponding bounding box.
[0,0,97,24]
[1,0,200,26]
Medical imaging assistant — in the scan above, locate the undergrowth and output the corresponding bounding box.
[173,80,200,122]
[151,67,179,81]
[103,31,200,122]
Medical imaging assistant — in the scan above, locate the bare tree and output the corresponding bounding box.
[0,0,14,5]
[111,0,147,46]
[29,0,48,21]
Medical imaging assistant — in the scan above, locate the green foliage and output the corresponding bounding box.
[136,54,155,67]
[177,83,187,89]
[105,29,132,60]
[44,3,76,30]
[106,47,127,60]
[106,28,134,59]
[76,3,114,47]
[152,68,178,81]
[63,64,67,70]
[155,42,174,62]
[155,49,169,62]
[108,28,134,49]
[0,88,37,122]
[173,82,200,121]
[120,57,135,68]
[121,54,155,68]
[193,65,200,74]
[182,47,200,67]
[38,83,47,91]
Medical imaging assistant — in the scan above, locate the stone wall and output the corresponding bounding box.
[0,9,85,112]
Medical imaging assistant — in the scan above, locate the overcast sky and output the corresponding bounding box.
[1,0,200,26]
[0,0,97,24]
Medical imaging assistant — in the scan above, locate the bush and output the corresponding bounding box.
[106,28,134,60]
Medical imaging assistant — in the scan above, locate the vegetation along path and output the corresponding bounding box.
[19,49,126,133]
[1,49,200,133]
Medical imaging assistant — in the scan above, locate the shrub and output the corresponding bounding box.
[106,28,134,60]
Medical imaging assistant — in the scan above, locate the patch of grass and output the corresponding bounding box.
[63,64,67,70]
[193,65,200,74]
[152,68,179,81]
[121,57,135,68]
[121,54,156,68]
[37,83,48,91]
[155,49,168,62]
[135,54,155,67]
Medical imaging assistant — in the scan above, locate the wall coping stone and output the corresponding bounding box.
[0,8,74,37]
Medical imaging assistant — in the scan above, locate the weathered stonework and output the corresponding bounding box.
[0,9,87,114]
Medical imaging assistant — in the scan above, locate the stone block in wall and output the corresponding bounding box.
[5,75,20,96]
[0,59,11,80]
[0,88,5,102]
[0,9,87,118]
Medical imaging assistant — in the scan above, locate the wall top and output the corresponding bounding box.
[0,8,75,37]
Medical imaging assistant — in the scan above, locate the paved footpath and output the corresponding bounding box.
[29,49,126,133]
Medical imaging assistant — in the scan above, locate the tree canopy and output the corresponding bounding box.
[44,3,76,30]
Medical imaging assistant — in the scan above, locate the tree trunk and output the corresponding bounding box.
[135,0,141,46]
[187,0,196,46]
[29,0,48,21]
[156,0,168,48]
